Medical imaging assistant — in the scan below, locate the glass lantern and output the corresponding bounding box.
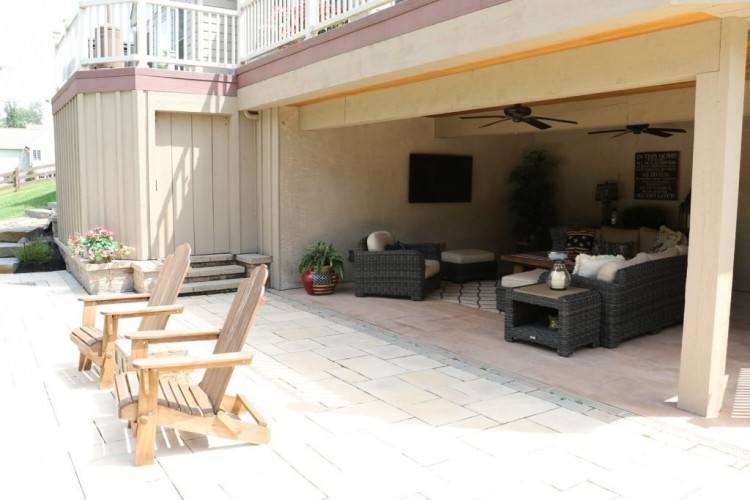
[547,261,571,290]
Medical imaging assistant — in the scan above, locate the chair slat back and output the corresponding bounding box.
[199,265,267,410]
[139,243,191,331]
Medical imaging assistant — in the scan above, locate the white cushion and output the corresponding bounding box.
[653,225,684,252]
[596,252,650,283]
[441,249,495,264]
[675,244,689,256]
[501,269,545,288]
[366,231,395,252]
[425,259,440,279]
[573,254,625,278]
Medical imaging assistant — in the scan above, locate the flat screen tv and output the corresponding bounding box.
[409,153,472,203]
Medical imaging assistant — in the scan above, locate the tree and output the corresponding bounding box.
[508,150,558,250]
[1,101,43,128]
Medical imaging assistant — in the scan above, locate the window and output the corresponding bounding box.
[32,149,41,161]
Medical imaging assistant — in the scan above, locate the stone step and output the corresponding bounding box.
[0,242,21,258]
[180,278,243,295]
[190,253,235,267]
[0,217,49,242]
[0,257,19,274]
[186,264,245,283]
[25,208,53,219]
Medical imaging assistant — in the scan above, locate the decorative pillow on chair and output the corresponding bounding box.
[367,231,395,251]
[565,229,596,256]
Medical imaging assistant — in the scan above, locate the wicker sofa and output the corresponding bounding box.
[351,237,442,301]
[500,254,688,347]
[560,254,687,347]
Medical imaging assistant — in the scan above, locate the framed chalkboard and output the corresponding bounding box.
[634,151,679,201]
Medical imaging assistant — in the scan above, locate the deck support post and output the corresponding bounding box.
[678,18,747,417]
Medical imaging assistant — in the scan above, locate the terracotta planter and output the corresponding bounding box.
[301,270,338,295]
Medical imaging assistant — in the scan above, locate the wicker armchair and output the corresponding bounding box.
[566,255,688,347]
[351,238,442,301]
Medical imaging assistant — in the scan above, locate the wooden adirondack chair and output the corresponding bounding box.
[114,265,269,466]
[70,243,192,389]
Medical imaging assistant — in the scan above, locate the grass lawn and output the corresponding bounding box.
[0,181,57,220]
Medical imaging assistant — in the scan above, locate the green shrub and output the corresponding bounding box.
[14,239,51,265]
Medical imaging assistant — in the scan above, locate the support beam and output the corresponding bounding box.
[678,17,748,417]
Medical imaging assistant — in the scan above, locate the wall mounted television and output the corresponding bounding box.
[408,153,473,203]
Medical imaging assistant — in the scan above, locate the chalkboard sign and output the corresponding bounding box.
[634,151,679,201]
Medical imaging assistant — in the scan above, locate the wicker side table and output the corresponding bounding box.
[504,284,601,357]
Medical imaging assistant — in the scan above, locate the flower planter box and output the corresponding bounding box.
[55,238,135,294]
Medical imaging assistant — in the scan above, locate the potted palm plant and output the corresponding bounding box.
[298,241,344,295]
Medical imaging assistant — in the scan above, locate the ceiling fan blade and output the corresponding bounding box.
[611,131,632,138]
[524,117,551,130]
[533,116,578,125]
[588,129,628,135]
[644,129,672,138]
[460,115,506,120]
[479,118,511,128]
[649,127,687,133]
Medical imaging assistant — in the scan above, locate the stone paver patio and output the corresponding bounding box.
[3,271,750,499]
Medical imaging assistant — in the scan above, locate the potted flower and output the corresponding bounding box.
[68,227,131,264]
[298,241,344,295]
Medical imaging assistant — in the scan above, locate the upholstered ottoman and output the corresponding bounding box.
[496,269,545,312]
[440,249,497,284]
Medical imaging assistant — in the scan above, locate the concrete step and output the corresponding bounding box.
[0,257,19,274]
[0,242,21,258]
[26,208,53,219]
[181,277,243,295]
[190,253,235,267]
[186,264,245,283]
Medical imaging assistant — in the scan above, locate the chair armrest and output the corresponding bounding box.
[124,329,221,344]
[100,303,184,320]
[133,352,253,372]
[79,293,151,305]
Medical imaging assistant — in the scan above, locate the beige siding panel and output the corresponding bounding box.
[170,113,195,249]
[99,92,121,235]
[212,115,230,253]
[53,98,83,241]
[239,115,258,252]
[192,114,215,254]
[153,112,176,255]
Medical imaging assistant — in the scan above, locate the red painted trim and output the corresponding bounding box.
[51,68,237,113]
[237,0,511,88]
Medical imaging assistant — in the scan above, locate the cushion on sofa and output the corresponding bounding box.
[596,252,651,283]
[425,259,440,279]
[648,247,680,261]
[574,254,625,278]
[441,249,495,264]
[653,225,684,252]
[593,239,637,259]
[675,244,689,256]
[500,269,545,288]
[367,231,395,251]
[565,229,596,255]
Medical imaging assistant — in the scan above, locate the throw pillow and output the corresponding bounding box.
[573,254,625,278]
[385,241,407,251]
[366,231,395,252]
[592,239,637,259]
[639,227,658,253]
[652,225,684,252]
[597,252,650,283]
[675,244,689,256]
[565,229,596,256]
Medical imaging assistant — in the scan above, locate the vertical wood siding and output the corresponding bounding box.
[53,98,83,242]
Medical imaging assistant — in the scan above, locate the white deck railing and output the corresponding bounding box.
[55,0,397,86]
[238,0,396,61]
[55,0,238,85]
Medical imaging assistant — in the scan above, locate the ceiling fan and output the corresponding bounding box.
[460,104,578,130]
[588,123,687,138]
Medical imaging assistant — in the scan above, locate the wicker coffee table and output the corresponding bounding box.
[504,284,601,357]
